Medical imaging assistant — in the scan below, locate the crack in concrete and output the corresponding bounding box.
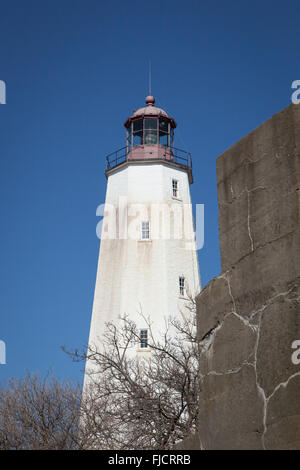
[247,285,299,448]
[247,190,254,252]
[199,271,258,353]
[230,179,234,198]
[199,271,300,450]
[286,295,300,303]
[216,270,238,313]
[221,228,298,274]
[219,185,267,207]
[258,370,300,450]
[267,371,300,401]
[252,310,267,449]
[201,272,267,447]
[218,271,258,332]
[248,286,296,322]
[204,358,254,378]
[244,284,300,449]
[199,322,222,352]
[223,271,237,312]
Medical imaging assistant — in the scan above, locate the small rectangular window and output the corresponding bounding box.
[141,221,150,240]
[172,179,179,198]
[140,329,148,349]
[179,276,185,296]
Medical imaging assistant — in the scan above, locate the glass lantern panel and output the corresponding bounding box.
[144,129,157,145]
[133,131,143,147]
[133,119,143,132]
[159,132,168,147]
[126,126,131,150]
[159,118,169,133]
[144,118,157,130]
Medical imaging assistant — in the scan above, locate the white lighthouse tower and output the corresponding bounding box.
[84,95,200,382]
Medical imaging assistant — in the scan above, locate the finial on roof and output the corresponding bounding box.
[145,95,155,106]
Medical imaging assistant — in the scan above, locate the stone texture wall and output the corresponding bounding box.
[183,104,300,449]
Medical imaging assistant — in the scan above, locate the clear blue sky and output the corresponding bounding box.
[0,0,298,384]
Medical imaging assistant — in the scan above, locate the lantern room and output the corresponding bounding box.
[105,95,193,183]
[124,95,176,154]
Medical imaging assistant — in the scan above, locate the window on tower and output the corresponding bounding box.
[140,329,148,349]
[179,276,185,296]
[172,179,179,198]
[141,221,150,240]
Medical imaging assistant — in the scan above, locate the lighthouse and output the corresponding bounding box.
[84,95,200,382]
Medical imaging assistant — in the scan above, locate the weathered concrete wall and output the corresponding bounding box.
[179,104,300,449]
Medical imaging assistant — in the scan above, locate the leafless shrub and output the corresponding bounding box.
[0,299,199,450]
[67,298,200,450]
[0,372,81,450]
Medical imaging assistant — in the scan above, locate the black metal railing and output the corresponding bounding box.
[105,145,192,172]
[106,147,127,170]
[172,147,192,170]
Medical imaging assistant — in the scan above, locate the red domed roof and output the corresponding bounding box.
[124,96,176,128]
[133,95,168,118]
